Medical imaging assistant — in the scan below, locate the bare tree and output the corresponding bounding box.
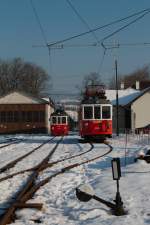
[0,58,51,97]
[122,65,150,88]
[108,73,123,89]
[108,65,150,89]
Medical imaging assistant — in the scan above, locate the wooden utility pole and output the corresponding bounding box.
[115,60,119,136]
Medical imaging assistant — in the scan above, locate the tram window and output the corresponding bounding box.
[58,117,61,124]
[62,117,66,124]
[94,106,101,119]
[52,117,56,124]
[84,106,93,119]
[102,106,111,119]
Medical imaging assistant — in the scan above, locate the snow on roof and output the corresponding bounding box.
[48,88,142,106]
[106,88,141,106]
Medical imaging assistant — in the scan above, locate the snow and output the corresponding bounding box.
[0,133,150,224]
[105,88,141,106]
[56,88,141,107]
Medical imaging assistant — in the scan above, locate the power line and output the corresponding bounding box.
[30,0,48,45]
[106,42,150,48]
[30,0,53,77]
[65,0,104,76]
[47,8,150,47]
[101,10,150,49]
[33,42,150,49]
[65,0,99,42]
[97,49,107,75]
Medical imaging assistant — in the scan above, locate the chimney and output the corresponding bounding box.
[120,82,124,89]
[136,81,140,90]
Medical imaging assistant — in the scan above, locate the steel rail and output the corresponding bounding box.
[0,141,94,182]
[0,137,55,173]
[0,140,113,225]
[14,142,113,204]
[0,137,63,225]
[0,139,22,149]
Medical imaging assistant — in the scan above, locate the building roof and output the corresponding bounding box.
[105,88,141,106]
[126,86,150,106]
[0,91,49,104]
[48,87,150,108]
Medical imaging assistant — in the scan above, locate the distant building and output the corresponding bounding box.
[121,80,150,90]
[0,91,54,134]
[106,87,150,132]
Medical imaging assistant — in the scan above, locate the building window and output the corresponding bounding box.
[33,111,39,122]
[0,112,6,123]
[26,112,32,122]
[39,111,45,122]
[7,111,13,122]
[14,111,19,122]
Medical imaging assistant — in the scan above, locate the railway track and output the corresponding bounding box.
[0,138,22,149]
[0,137,55,173]
[0,138,113,225]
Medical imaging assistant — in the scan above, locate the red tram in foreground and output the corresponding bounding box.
[50,108,69,136]
[79,85,112,141]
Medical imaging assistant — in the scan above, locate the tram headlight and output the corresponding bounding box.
[84,122,89,127]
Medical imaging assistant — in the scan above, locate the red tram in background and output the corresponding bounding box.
[50,108,69,136]
[79,85,112,141]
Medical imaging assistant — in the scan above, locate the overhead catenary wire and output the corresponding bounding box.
[32,7,150,76]
[65,0,99,42]
[101,10,150,50]
[30,0,48,45]
[46,7,150,47]
[30,0,53,76]
[97,49,107,75]
[33,41,150,49]
[65,0,103,76]
[32,7,150,50]
[99,9,150,74]
[31,5,150,84]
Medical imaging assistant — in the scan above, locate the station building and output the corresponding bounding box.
[0,91,54,134]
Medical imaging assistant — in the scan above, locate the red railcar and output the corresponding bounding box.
[50,109,69,136]
[79,85,112,141]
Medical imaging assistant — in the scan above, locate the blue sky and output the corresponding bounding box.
[0,0,150,94]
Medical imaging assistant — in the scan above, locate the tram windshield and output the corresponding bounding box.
[83,104,111,120]
[57,117,61,124]
[62,116,67,124]
[52,116,57,124]
[94,106,101,119]
[51,116,67,124]
[84,106,93,119]
[102,106,111,119]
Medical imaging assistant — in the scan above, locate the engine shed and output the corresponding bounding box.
[0,91,54,134]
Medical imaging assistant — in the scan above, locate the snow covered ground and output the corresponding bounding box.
[0,133,150,225]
